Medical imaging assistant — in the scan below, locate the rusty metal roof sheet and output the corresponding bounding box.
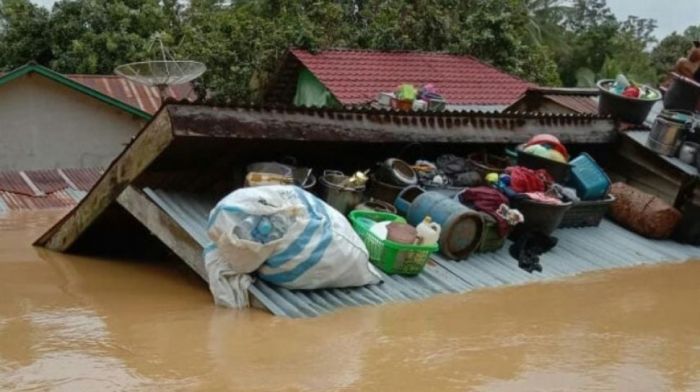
[143,187,700,318]
[68,75,196,114]
[544,94,599,114]
[0,168,99,212]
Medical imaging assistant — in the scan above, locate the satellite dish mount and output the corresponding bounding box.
[115,35,206,101]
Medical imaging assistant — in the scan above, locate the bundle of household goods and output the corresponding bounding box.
[375,83,447,112]
[202,134,625,308]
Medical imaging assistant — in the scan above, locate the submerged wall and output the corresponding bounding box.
[0,74,145,170]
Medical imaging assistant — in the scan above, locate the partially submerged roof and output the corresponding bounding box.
[505,87,599,115]
[34,104,625,317]
[35,104,617,251]
[0,168,100,212]
[0,64,196,119]
[266,49,533,107]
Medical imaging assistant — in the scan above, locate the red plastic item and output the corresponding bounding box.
[622,86,640,98]
[524,134,569,160]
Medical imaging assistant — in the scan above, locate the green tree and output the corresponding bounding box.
[651,25,700,82]
[0,0,52,70]
[48,0,176,74]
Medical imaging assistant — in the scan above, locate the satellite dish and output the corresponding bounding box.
[115,36,206,100]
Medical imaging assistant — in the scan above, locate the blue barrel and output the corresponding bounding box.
[405,191,484,260]
[394,186,426,216]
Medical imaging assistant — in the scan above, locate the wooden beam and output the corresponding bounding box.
[35,111,174,250]
[167,105,617,144]
[116,185,207,280]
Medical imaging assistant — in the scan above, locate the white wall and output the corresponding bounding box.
[0,74,146,170]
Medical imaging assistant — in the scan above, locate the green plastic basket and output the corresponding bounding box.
[349,210,439,276]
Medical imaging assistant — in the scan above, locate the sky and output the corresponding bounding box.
[32,0,700,40]
[606,0,700,39]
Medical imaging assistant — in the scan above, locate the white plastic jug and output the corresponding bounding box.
[416,216,441,245]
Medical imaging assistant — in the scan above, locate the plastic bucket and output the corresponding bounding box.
[514,145,572,183]
[510,199,573,237]
[405,191,484,260]
[319,171,365,215]
[664,74,700,112]
[597,79,661,124]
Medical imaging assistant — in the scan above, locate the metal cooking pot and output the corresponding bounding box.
[319,170,365,215]
[679,142,699,165]
[648,112,693,156]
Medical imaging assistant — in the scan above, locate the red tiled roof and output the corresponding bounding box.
[0,168,101,211]
[290,49,533,105]
[68,75,196,114]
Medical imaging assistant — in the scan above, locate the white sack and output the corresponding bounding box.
[204,185,381,308]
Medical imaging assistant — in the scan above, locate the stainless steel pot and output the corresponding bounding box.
[648,113,693,156]
[319,170,365,215]
[679,142,699,164]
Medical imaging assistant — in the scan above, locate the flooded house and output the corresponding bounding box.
[0,63,195,171]
[34,103,700,318]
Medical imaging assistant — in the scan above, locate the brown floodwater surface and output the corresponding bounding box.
[2,210,700,391]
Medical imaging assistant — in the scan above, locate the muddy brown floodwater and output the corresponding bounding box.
[1,210,700,391]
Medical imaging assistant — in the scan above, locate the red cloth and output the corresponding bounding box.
[459,187,510,236]
[506,167,553,193]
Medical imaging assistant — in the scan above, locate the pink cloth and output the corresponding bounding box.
[524,192,563,205]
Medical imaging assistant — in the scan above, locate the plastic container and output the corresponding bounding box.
[395,187,484,260]
[349,210,438,275]
[512,145,572,183]
[664,73,700,112]
[597,79,661,124]
[568,153,611,200]
[510,198,573,237]
[559,195,615,228]
[354,199,397,214]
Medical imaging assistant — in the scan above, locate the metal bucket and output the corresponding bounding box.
[648,114,692,156]
[319,170,365,215]
[405,191,484,260]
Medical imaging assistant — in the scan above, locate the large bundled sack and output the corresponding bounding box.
[204,185,381,308]
[609,182,682,239]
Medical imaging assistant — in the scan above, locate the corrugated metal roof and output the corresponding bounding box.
[0,168,99,212]
[143,187,700,318]
[68,75,196,114]
[544,94,599,114]
[288,49,533,105]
